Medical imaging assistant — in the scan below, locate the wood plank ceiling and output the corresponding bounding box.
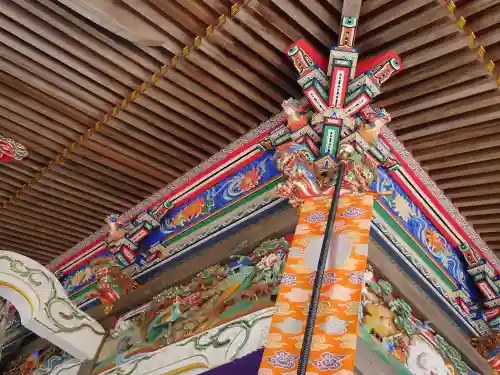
[0,0,499,264]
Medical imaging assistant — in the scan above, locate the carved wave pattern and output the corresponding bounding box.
[140,152,278,250]
[371,168,476,299]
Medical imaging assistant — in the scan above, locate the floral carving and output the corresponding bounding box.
[361,267,476,374]
[0,135,28,163]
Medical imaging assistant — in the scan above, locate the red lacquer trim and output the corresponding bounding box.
[286,40,328,72]
[58,150,266,273]
[54,238,106,273]
[356,50,404,75]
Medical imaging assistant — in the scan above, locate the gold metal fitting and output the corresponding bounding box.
[447,0,456,13]
[206,24,214,37]
[477,46,486,59]
[194,36,202,48]
[231,3,240,16]
[468,32,476,48]
[457,16,466,30]
[486,60,495,73]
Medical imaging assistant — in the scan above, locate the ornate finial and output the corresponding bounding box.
[105,214,126,242]
[0,135,28,163]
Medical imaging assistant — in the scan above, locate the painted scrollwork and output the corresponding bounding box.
[0,251,104,361]
[0,135,28,163]
[0,254,103,335]
[92,238,289,375]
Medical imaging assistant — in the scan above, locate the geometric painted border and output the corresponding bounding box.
[48,97,498,280]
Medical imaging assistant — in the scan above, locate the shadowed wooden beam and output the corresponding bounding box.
[471,223,500,233]
[439,172,500,190]
[446,183,500,199]
[267,0,335,47]
[391,90,500,131]
[482,233,500,242]
[385,48,475,92]
[398,107,500,141]
[360,0,390,16]
[90,205,299,325]
[431,159,500,180]
[358,0,435,37]
[404,120,500,151]
[388,77,497,119]
[422,147,500,170]
[458,0,500,18]
[453,195,500,208]
[357,4,445,54]
[413,132,500,161]
[460,205,500,217]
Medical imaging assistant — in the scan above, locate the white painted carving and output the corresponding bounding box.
[407,337,451,375]
[98,308,275,375]
[0,251,105,360]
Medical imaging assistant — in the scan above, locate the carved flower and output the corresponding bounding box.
[394,195,415,221]
[257,253,281,270]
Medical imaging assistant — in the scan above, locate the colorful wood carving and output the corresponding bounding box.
[92,238,290,375]
[3,236,483,375]
[259,1,404,371]
[460,244,500,329]
[471,331,500,371]
[89,257,137,314]
[361,267,480,375]
[0,135,28,163]
[2,346,80,375]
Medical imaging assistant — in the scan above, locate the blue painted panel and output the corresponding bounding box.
[371,168,476,299]
[137,152,279,256]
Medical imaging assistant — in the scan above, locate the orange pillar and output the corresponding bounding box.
[259,194,374,374]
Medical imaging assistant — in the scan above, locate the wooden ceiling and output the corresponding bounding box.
[0,0,499,264]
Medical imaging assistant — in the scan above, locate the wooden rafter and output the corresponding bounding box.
[0,0,496,261]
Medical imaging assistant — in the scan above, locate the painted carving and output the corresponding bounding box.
[3,346,80,375]
[0,135,28,163]
[0,251,104,360]
[361,267,477,375]
[105,214,127,243]
[274,143,335,207]
[287,45,314,75]
[273,140,378,207]
[471,331,500,370]
[92,238,290,375]
[89,257,137,314]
